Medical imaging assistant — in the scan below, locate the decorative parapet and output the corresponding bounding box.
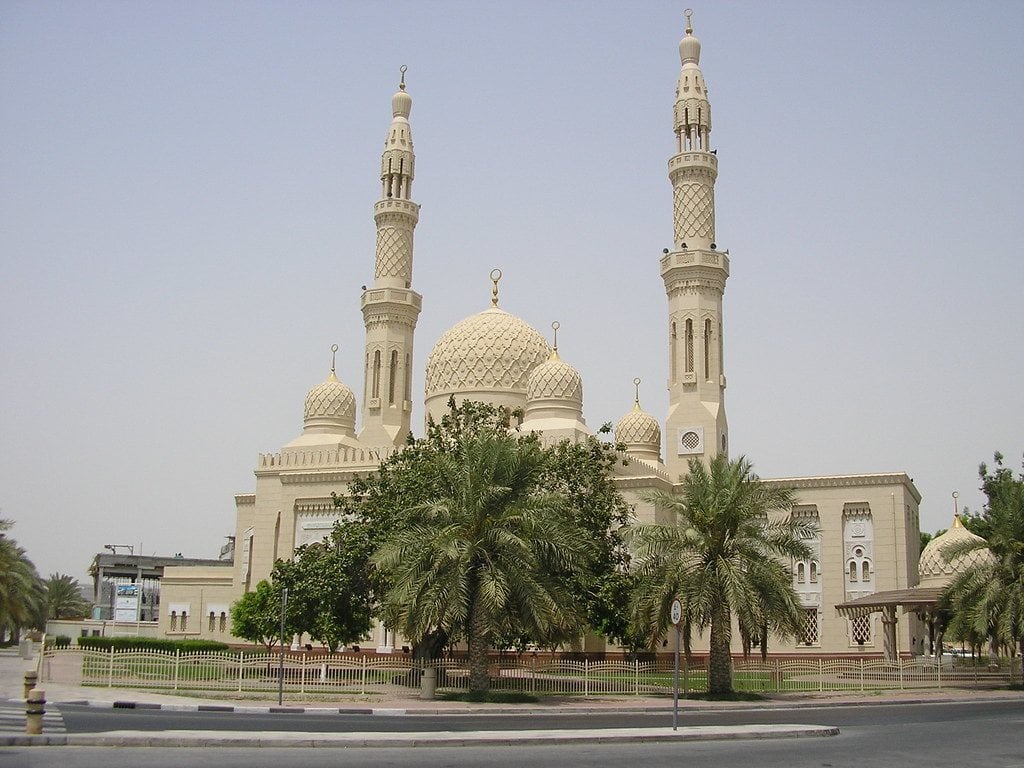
[762,473,921,503]
[257,445,395,472]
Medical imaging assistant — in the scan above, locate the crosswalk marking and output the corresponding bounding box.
[0,699,66,734]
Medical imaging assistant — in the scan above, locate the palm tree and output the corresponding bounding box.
[628,455,813,694]
[0,520,44,642]
[372,428,590,694]
[42,574,91,621]
[943,454,1024,659]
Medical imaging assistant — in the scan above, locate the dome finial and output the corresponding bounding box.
[684,8,693,35]
[633,377,642,406]
[551,321,560,351]
[330,343,339,374]
[490,268,502,307]
[399,64,407,91]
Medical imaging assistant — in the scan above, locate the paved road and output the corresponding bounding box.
[2,701,1023,768]
[51,698,1023,734]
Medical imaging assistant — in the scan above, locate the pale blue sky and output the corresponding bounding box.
[2,1,1022,580]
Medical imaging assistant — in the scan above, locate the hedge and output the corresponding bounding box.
[76,636,230,653]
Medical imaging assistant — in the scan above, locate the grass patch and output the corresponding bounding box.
[440,690,541,704]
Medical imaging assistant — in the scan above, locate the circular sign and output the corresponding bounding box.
[670,599,682,626]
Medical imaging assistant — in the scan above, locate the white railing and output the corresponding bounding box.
[39,648,1022,697]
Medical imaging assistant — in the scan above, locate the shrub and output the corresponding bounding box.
[52,635,72,649]
[76,636,229,653]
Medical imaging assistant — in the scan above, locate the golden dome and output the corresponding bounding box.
[615,402,662,455]
[918,516,994,588]
[526,349,583,406]
[425,307,550,400]
[303,371,356,434]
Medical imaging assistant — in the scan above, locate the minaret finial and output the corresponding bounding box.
[684,8,693,35]
[633,377,642,405]
[551,321,560,351]
[399,65,407,91]
[330,343,339,374]
[490,268,502,307]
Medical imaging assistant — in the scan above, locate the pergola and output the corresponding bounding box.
[836,587,944,660]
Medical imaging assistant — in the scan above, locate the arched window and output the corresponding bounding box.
[180,612,188,632]
[170,611,177,632]
[704,318,711,380]
[862,561,871,582]
[372,351,381,399]
[388,351,398,405]
[685,319,694,373]
[797,562,806,583]
[404,354,412,401]
[849,561,858,582]
[219,612,227,632]
[810,561,818,584]
[208,612,215,632]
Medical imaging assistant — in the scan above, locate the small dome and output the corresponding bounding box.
[526,349,583,405]
[918,516,995,588]
[425,307,550,400]
[615,402,662,457]
[392,88,411,119]
[303,371,356,434]
[678,13,701,64]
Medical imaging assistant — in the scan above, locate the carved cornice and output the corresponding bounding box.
[762,473,921,503]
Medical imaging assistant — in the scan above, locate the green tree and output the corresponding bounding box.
[230,580,290,651]
[0,519,44,641]
[943,453,1024,658]
[271,525,375,651]
[41,574,91,620]
[372,426,592,694]
[628,455,813,694]
[332,398,634,659]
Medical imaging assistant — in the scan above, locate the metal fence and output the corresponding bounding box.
[39,647,1022,697]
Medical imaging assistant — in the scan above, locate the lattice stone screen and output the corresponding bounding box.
[799,608,820,646]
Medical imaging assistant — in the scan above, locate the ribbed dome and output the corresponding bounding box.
[425,307,550,399]
[303,371,356,433]
[679,14,701,64]
[615,402,662,455]
[918,516,994,588]
[526,349,583,405]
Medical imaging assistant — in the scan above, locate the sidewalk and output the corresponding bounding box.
[1,645,1019,748]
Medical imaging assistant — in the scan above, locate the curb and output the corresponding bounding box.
[0,724,841,748]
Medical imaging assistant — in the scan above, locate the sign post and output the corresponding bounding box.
[671,598,682,730]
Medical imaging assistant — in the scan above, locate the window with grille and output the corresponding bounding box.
[209,612,216,632]
[170,612,177,631]
[849,615,873,646]
[219,612,227,632]
[799,608,820,646]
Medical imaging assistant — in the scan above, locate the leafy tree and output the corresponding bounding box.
[41,574,91,620]
[627,455,813,694]
[372,426,592,693]
[0,519,44,641]
[332,398,634,659]
[230,580,290,651]
[271,524,375,651]
[943,453,1024,658]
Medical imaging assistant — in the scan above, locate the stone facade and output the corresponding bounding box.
[161,15,924,657]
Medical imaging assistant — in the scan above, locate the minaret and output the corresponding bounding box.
[662,11,729,482]
[358,66,423,448]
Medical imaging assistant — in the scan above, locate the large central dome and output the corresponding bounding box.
[424,306,550,424]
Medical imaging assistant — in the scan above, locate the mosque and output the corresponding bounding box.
[159,14,930,657]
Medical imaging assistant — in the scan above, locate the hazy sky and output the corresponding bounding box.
[2,1,1021,581]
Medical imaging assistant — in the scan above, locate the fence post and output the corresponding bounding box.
[898,656,904,690]
[634,658,639,696]
[937,653,942,689]
[682,657,689,696]
[108,646,115,688]
[300,653,306,695]
[583,658,589,697]
[174,649,181,692]
[860,657,864,692]
[238,651,244,693]
[819,658,824,692]
[360,654,367,695]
